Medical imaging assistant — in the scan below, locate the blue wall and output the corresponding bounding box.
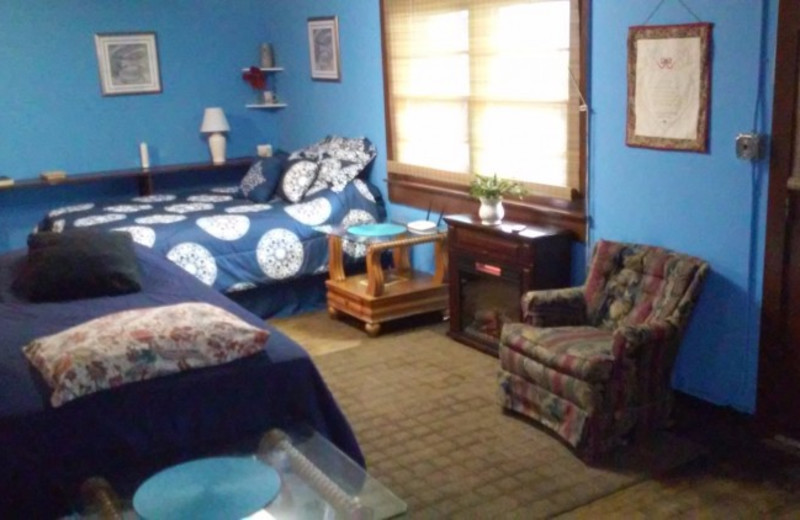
[589,0,777,413]
[263,0,440,271]
[0,0,780,413]
[262,0,778,413]
[262,0,585,276]
[0,0,277,249]
[264,1,386,159]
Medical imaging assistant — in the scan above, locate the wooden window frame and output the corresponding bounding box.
[380,0,590,241]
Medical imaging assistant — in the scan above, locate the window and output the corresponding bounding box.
[382,0,587,230]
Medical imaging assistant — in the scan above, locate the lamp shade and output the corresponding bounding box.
[200,107,230,133]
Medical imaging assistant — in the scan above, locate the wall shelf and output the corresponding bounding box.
[242,67,284,72]
[243,66,287,109]
[2,157,254,195]
[245,103,288,109]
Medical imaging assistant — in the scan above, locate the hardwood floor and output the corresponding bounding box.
[562,393,800,518]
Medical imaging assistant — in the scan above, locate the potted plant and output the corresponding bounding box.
[468,173,527,225]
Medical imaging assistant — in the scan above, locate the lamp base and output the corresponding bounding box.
[207,132,227,164]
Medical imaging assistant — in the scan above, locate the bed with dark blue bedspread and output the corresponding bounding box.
[0,245,362,518]
[36,179,385,296]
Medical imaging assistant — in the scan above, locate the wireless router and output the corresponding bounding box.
[407,220,437,234]
[406,203,444,234]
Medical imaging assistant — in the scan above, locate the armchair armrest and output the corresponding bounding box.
[521,286,587,327]
[611,321,678,359]
[610,321,681,413]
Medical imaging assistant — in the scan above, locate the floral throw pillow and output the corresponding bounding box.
[22,302,269,407]
[277,159,320,203]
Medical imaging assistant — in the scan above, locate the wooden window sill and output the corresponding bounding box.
[387,171,586,241]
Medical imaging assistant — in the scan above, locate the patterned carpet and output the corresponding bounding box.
[270,313,704,518]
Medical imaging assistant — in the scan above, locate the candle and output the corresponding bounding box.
[139,142,150,169]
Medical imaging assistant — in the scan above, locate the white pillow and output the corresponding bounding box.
[23,302,269,407]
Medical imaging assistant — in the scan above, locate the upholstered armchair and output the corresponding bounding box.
[498,240,709,460]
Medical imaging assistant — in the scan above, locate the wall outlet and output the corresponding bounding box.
[735,133,762,160]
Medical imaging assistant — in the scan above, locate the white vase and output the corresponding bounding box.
[478,197,504,225]
[260,43,274,68]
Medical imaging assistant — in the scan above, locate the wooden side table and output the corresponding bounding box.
[325,229,448,336]
[445,214,572,356]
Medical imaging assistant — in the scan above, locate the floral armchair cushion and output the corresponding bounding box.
[23,302,269,407]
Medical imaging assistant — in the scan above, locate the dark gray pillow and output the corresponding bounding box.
[13,230,142,302]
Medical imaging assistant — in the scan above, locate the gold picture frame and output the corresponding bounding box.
[626,23,712,152]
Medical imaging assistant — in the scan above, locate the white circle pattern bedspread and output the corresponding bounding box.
[37,178,382,293]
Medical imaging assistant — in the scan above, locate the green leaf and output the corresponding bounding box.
[468,173,527,200]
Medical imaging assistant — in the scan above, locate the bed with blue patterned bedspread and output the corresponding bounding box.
[36,179,386,294]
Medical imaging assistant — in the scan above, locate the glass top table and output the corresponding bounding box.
[322,221,446,244]
[322,222,449,336]
[76,426,407,519]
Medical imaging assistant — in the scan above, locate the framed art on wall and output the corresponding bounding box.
[307,16,340,81]
[94,32,162,96]
[626,23,712,152]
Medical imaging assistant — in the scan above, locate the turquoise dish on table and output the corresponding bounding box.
[347,223,407,238]
[133,456,280,520]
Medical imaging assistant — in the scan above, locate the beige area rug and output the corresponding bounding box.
[269,310,445,357]
[270,314,704,519]
[269,310,370,356]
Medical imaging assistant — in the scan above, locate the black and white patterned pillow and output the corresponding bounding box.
[321,136,377,167]
[287,136,377,194]
[277,159,320,203]
[315,157,363,192]
[288,137,328,162]
[304,176,329,197]
[238,155,287,203]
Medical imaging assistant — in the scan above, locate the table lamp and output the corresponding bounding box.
[200,107,230,164]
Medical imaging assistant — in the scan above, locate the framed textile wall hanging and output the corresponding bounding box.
[626,23,712,152]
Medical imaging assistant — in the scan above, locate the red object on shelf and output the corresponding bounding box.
[242,66,266,90]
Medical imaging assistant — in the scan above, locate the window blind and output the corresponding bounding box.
[383,0,583,200]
